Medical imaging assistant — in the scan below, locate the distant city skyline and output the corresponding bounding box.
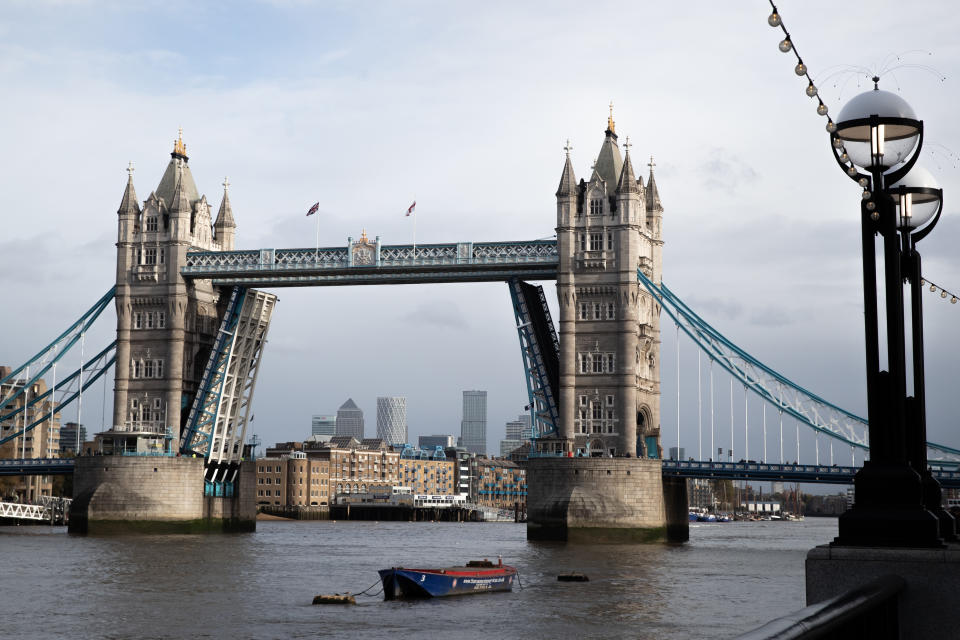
[376,396,407,445]
[460,390,487,455]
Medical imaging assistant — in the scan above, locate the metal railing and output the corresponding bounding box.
[736,575,904,639]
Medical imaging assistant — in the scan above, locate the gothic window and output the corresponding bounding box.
[144,360,155,378]
[579,395,587,406]
[579,303,589,320]
[578,233,586,251]
[132,360,142,379]
[146,217,158,232]
[589,199,602,215]
[606,232,613,250]
[590,233,602,251]
[607,302,616,320]
[606,395,615,406]
[593,303,602,320]
[159,249,165,264]
[578,354,588,374]
[145,313,154,329]
[157,312,166,328]
[155,360,163,378]
[144,248,157,265]
[592,355,603,374]
[605,354,616,373]
[134,313,143,330]
[153,398,162,414]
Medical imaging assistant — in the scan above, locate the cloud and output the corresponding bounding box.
[400,302,469,330]
[699,147,760,193]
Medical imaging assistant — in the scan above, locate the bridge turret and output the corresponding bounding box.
[214,177,236,251]
[554,110,663,458]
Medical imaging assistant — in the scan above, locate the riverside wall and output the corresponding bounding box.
[69,456,255,534]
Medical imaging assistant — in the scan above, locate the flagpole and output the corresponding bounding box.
[315,209,320,263]
[412,200,417,261]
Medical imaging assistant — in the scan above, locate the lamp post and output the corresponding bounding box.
[829,77,953,547]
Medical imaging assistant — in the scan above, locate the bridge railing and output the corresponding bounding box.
[182,240,559,274]
[736,575,904,639]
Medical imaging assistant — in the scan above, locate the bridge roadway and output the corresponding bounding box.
[180,240,560,286]
[8,456,960,488]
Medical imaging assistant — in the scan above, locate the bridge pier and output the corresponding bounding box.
[69,457,256,534]
[527,457,687,542]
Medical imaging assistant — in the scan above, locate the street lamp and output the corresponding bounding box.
[829,77,953,547]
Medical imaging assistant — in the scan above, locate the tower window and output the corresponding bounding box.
[579,303,589,320]
[605,354,616,373]
[144,360,155,378]
[144,248,157,265]
[607,303,616,320]
[145,313,154,330]
[593,303,602,320]
[606,233,613,250]
[159,249,165,264]
[155,359,163,378]
[592,355,603,373]
[157,312,166,328]
[590,199,602,215]
[590,233,602,251]
[131,360,142,379]
[578,233,586,252]
[146,217,158,232]
[133,312,143,330]
[606,395,615,406]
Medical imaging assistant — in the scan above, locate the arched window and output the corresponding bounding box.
[590,199,602,215]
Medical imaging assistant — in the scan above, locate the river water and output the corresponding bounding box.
[0,518,838,639]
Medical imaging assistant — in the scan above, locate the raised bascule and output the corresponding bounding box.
[5,112,956,538]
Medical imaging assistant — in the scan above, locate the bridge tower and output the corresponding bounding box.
[111,131,234,452]
[528,111,683,541]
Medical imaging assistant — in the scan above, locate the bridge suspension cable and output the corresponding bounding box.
[638,270,960,464]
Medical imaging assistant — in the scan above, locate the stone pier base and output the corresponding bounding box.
[69,456,256,534]
[806,544,960,639]
[526,457,685,542]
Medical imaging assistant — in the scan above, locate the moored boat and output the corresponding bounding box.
[379,559,517,599]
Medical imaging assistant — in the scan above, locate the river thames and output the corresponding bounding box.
[1,517,838,639]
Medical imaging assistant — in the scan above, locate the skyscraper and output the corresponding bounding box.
[335,398,364,439]
[460,390,487,455]
[376,397,407,445]
[419,434,455,449]
[311,415,336,437]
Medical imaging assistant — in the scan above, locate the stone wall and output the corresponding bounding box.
[527,457,672,541]
[69,456,255,533]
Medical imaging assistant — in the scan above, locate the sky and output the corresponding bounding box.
[1,0,958,462]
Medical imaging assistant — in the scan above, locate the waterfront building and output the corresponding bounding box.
[376,397,407,445]
[419,434,455,449]
[460,390,487,455]
[397,448,455,495]
[688,478,716,511]
[499,414,533,457]
[0,366,60,501]
[668,446,685,461]
[59,422,86,455]
[259,438,401,508]
[311,415,336,437]
[335,398,364,439]
[476,458,526,512]
[444,447,478,500]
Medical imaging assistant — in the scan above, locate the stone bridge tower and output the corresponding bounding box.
[111,131,236,452]
[555,110,663,458]
[527,111,685,542]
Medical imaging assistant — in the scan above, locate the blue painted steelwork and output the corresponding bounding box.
[0,458,74,476]
[637,270,960,464]
[508,279,560,442]
[661,459,960,488]
[180,286,247,457]
[0,342,117,448]
[181,240,559,286]
[0,287,115,417]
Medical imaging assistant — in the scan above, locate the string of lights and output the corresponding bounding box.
[919,277,958,305]
[767,1,956,308]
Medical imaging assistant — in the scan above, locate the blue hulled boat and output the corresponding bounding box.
[379,559,517,599]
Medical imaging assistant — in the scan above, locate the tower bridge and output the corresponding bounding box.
[2,114,957,537]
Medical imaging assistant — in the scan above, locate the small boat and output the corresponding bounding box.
[379,558,517,599]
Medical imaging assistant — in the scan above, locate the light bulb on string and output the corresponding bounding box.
[768,12,781,27]
[826,121,837,133]
[952,297,957,304]
[779,38,792,53]
[866,201,876,211]
[848,166,859,177]
[862,191,871,200]
[817,103,829,116]
[833,137,843,149]
[942,291,948,299]
[806,83,818,97]
[921,279,926,286]
[931,284,937,292]
[795,62,807,76]
[858,178,869,188]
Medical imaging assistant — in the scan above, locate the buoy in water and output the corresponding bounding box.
[557,573,589,582]
[312,593,357,605]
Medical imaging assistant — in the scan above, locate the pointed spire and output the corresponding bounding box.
[172,127,188,160]
[214,176,235,229]
[556,139,578,197]
[646,155,661,208]
[616,139,639,195]
[117,161,140,216]
[169,164,192,214]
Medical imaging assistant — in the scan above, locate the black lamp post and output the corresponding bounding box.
[829,77,953,547]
